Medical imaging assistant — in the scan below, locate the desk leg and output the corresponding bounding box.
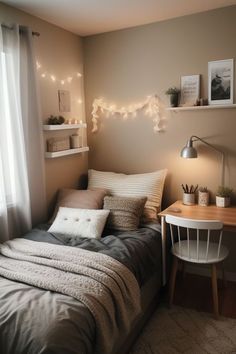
[161,216,167,286]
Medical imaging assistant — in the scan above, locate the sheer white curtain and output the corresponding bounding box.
[0,24,46,242]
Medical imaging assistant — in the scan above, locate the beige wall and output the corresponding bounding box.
[0,2,88,215]
[84,6,236,272]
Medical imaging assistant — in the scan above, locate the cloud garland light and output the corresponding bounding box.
[91,95,162,133]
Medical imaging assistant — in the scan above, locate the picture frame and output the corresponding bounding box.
[58,90,71,112]
[208,59,234,105]
[180,75,200,106]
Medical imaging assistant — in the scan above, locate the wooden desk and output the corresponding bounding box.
[158,201,236,286]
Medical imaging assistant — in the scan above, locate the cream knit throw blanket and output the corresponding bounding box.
[0,238,141,354]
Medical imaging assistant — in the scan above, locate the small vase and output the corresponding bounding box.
[170,93,179,107]
[183,193,195,205]
[216,196,230,208]
[198,191,210,206]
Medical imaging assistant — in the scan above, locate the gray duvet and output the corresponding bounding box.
[0,224,162,354]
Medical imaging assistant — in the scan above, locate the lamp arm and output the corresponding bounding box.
[190,135,225,186]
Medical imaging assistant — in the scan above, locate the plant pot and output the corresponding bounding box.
[198,191,210,206]
[169,93,179,107]
[183,193,195,206]
[216,196,230,208]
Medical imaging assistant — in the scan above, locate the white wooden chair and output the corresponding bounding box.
[166,215,229,319]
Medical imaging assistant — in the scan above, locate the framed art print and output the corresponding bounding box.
[58,90,71,112]
[208,59,234,105]
[180,75,200,106]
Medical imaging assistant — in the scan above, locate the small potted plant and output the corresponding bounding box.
[165,87,180,107]
[198,186,210,206]
[216,186,233,208]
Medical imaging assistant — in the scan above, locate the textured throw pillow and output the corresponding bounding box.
[103,196,147,231]
[88,169,167,220]
[49,188,107,223]
[48,207,110,239]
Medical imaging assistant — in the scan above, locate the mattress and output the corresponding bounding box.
[0,223,162,354]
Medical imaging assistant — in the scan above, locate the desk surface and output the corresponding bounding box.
[159,200,236,227]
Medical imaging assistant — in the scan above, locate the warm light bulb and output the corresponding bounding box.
[77,72,82,77]
[67,77,72,83]
[36,61,41,70]
[61,80,65,85]
[51,75,56,82]
[77,99,82,104]
[41,73,46,78]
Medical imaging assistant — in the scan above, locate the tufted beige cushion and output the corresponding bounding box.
[49,188,107,223]
[48,207,110,239]
[88,169,167,220]
[103,196,147,231]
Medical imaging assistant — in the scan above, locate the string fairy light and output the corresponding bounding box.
[91,95,163,133]
[36,60,82,84]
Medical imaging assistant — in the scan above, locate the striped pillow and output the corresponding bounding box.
[88,169,167,220]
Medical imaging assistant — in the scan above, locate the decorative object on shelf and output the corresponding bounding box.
[47,136,70,152]
[180,75,200,106]
[180,135,225,186]
[91,95,162,133]
[195,98,208,106]
[208,59,234,105]
[47,115,65,125]
[70,134,81,149]
[165,87,180,107]
[198,186,210,206]
[216,186,233,208]
[181,184,198,205]
[58,90,71,112]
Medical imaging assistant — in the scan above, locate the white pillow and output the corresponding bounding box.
[88,169,167,220]
[48,207,110,239]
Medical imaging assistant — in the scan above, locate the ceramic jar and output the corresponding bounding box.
[216,196,230,208]
[183,193,195,205]
[198,191,210,206]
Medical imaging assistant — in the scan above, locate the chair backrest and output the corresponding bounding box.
[165,215,224,262]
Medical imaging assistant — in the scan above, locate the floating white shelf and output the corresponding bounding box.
[166,104,236,112]
[43,123,87,131]
[45,146,89,159]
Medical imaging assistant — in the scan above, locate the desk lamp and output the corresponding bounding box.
[180,135,225,186]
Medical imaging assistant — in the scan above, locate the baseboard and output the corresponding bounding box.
[185,264,236,282]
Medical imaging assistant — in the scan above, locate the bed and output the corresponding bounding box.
[0,168,167,354]
[0,223,162,354]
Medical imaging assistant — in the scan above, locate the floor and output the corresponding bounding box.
[167,271,236,319]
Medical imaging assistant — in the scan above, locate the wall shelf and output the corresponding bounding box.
[45,146,89,159]
[43,123,87,130]
[166,104,236,112]
[43,122,89,158]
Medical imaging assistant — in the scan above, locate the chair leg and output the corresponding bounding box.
[181,261,186,280]
[221,262,227,288]
[211,264,219,319]
[169,256,178,307]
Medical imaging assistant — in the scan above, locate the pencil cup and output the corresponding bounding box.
[183,193,195,206]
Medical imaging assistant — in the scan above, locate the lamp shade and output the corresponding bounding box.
[180,138,198,158]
